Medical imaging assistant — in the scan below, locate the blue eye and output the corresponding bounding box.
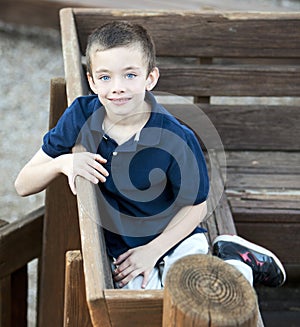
[100,75,110,81]
[126,73,136,79]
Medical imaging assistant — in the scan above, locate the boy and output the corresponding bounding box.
[15,21,285,289]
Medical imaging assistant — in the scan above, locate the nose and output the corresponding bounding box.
[111,77,125,94]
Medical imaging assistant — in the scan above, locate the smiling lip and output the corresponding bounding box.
[109,97,131,105]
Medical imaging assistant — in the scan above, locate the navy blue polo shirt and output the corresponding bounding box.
[42,92,209,258]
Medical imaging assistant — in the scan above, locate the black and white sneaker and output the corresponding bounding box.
[212,235,286,287]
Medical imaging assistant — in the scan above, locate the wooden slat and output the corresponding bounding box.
[232,207,300,223]
[64,251,92,327]
[10,266,28,327]
[157,65,300,97]
[201,105,300,150]
[224,151,300,174]
[236,222,300,265]
[104,290,163,327]
[159,104,300,150]
[38,78,81,327]
[0,267,28,327]
[60,8,89,105]
[230,198,300,212]
[227,173,300,190]
[74,151,113,327]
[0,275,11,326]
[73,9,300,58]
[0,206,43,277]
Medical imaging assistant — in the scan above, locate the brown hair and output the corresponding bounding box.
[86,21,156,76]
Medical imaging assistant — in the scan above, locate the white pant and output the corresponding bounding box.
[112,233,253,289]
[113,233,209,290]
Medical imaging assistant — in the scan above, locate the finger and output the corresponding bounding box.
[94,153,107,163]
[116,269,142,288]
[77,168,102,184]
[89,160,109,178]
[85,166,107,183]
[114,250,132,265]
[113,265,133,282]
[141,271,150,289]
[68,175,77,195]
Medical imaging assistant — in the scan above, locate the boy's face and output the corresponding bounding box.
[87,44,159,119]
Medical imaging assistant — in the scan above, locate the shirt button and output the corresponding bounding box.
[112,151,118,156]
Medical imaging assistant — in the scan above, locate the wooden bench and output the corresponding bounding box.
[60,7,300,276]
[37,8,300,327]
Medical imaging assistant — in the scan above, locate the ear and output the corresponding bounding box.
[87,72,98,94]
[146,67,160,91]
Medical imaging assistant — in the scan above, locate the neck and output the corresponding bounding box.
[103,101,151,144]
[104,100,151,128]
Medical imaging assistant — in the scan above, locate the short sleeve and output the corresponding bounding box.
[42,96,99,158]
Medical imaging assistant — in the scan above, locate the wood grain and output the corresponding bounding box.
[163,254,259,327]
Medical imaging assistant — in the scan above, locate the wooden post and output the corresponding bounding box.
[63,251,92,327]
[163,254,258,327]
[38,78,81,327]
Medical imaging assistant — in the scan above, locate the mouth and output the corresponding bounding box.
[108,97,131,105]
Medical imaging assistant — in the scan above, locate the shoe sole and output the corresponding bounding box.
[213,234,286,286]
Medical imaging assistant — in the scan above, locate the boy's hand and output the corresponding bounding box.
[113,245,158,289]
[59,152,109,195]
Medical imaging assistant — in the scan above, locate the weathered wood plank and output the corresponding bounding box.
[74,145,113,327]
[236,222,300,264]
[0,267,28,327]
[11,266,28,327]
[206,151,237,237]
[73,9,300,58]
[0,275,11,326]
[38,78,81,327]
[226,173,300,190]
[230,198,300,212]
[72,63,300,98]
[157,65,300,97]
[64,251,93,327]
[201,105,300,150]
[161,104,300,150]
[105,290,163,327]
[232,207,300,223]
[60,8,89,105]
[0,206,43,277]
[224,151,300,174]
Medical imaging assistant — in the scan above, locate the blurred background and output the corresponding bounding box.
[1,1,300,326]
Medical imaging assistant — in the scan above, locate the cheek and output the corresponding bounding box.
[93,83,108,97]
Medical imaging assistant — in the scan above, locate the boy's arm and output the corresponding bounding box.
[113,201,207,288]
[15,148,109,196]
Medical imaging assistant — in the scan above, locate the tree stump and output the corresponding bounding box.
[163,254,258,327]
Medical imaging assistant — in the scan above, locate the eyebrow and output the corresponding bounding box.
[95,66,142,74]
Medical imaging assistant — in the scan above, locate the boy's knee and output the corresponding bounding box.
[173,233,209,257]
[188,233,209,255]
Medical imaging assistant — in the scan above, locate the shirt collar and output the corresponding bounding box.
[88,91,166,151]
